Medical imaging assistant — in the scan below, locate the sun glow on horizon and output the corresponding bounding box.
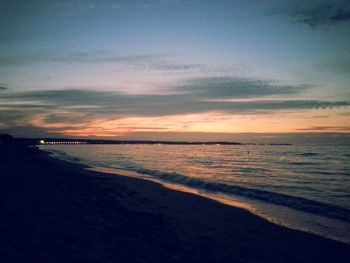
[24,108,350,138]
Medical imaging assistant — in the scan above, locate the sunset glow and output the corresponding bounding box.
[0,1,349,143]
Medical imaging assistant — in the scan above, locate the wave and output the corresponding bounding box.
[303,170,350,176]
[289,161,316,166]
[47,149,82,163]
[127,166,350,223]
[44,146,350,223]
[294,152,319,157]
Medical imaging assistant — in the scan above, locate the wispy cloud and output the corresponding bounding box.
[296,126,350,131]
[0,52,160,66]
[0,51,205,76]
[271,1,350,28]
[0,124,62,138]
[149,62,203,71]
[0,108,42,127]
[1,84,348,120]
[0,76,316,117]
[175,77,311,98]
[1,75,349,136]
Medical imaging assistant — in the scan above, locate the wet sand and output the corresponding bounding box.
[1,145,349,262]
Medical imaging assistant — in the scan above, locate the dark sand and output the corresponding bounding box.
[1,145,349,263]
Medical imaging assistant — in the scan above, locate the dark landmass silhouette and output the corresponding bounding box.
[5,135,291,146]
[0,134,13,144]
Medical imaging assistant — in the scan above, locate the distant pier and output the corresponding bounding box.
[39,140,88,145]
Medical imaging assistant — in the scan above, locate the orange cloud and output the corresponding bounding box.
[28,108,350,137]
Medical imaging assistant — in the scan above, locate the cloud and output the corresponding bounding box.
[0,76,316,119]
[0,51,204,75]
[0,108,43,127]
[43,113,92,124]
[0,124,62,138]
[1,86,348,119]
[296,126,350,131]
[272,1,350,28]
[0,52,161,66]
[1,76,348,136]
[175,76,311,98]
[149,62,203,71]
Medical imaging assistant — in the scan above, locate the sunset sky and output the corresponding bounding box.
[1,0,350,143]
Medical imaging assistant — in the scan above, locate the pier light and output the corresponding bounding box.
[40,139,45,144]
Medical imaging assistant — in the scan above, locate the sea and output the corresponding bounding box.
[40,144,350,244]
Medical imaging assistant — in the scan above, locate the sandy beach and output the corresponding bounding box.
[0,145,349,263]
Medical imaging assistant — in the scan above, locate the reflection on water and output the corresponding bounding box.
[42,144,350,244]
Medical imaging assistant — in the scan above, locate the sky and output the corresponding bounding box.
[0,0,350,144]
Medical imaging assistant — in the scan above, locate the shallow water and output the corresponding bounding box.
[41,144,350,244]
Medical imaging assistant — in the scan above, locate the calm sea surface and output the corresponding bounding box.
[41,144,350,244]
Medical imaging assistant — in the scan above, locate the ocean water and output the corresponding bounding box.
[40,144,350,244]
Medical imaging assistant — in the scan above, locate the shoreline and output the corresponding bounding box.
[1,145,350,262]
[45,144,350,245]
